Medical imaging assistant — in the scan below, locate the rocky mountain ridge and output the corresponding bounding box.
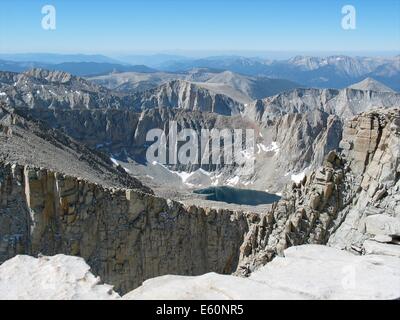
[0,69,247,116]
[0,69,135,110]
[88,69,300,104]
[14,83,399,194]
[348,77,395,93]
[244,87,400,121]
[159,55,400,90]
[0,105,150,192]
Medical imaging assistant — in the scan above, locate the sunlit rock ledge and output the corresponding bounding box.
[1,245,399,300]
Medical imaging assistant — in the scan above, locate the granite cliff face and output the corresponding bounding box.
[129,80,244,115]
[249,110,343,191]
[329,109,400,248]
[0,162,254,294]
[18,107,252,164]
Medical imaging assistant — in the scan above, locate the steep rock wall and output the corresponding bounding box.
[329,108,400,248]
[0,162,254,294]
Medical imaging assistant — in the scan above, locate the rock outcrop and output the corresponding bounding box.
[237,108,400,273]
[0,254,120,300]
[236,149,355,274]
[329,108,400,249]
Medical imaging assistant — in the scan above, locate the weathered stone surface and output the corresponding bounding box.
[363,240,400,258]
[236,149,355,274]
[329,109,400,249]
[126,245,400,300]
[372,235,394,243]
[365,215,400,236]
[0,254,120,300]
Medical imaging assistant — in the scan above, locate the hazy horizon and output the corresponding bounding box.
[0,50,399,62]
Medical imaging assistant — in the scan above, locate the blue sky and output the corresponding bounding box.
[0,0,399,55]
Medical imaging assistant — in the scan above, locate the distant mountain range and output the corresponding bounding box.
[348,77,395,93]
[0,57,156,77]
[0,69,246,115]
[157,55,400,91]
[1,68,399,119]
[88,69,300,103]
[0,54,399,91]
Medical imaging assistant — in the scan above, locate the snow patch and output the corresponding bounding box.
[258,141,279,154]
[291,167,310,184]
[110,157,119,166]
[227,176,240,186]
[151,162,211,187]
